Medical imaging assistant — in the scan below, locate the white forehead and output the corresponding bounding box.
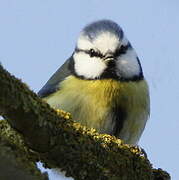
[77,32,121,54]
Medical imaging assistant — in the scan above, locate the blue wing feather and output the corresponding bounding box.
[38,56,73,98]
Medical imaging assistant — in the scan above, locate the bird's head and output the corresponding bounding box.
[72,20,143,81]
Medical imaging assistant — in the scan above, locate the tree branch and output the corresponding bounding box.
[0,64,170,180]
[0,121,48,180]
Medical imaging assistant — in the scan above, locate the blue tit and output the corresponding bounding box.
[38,20,150,145]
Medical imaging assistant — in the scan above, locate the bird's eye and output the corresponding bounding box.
[88,49,104,58]
[115,45,128,57]
[119,45,126,53]
[89,49,96,57]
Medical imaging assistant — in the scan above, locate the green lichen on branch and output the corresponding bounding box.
[0,120,37,160]
[0,64,170,180]
[0,120,48,180]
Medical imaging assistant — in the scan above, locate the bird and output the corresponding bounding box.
[38,20,150,145]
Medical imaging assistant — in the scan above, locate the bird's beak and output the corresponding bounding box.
[103,54,115,62]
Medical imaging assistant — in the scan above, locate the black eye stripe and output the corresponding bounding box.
[75,43,130,59]
[114,43,131,57]
[89,49,104,58]
[75,48,104,58]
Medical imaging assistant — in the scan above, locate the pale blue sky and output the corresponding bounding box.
[0,1,179,179]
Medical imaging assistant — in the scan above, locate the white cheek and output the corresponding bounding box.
[116,50,140,78]
[73,53,107,79]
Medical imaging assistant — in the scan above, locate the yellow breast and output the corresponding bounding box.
[44,75,149,144]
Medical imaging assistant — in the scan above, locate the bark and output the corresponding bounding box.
[0,64,170,180]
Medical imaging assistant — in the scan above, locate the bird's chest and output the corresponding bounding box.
[45,76,125,130]
[45,76,149,144]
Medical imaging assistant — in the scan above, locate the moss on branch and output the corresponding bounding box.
[0,64,170,180]
[0,121,48,180]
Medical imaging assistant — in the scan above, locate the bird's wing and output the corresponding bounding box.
[38,56,73,98]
